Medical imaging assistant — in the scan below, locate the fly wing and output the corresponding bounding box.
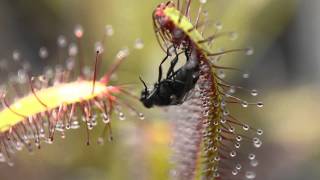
[181,88,196,103]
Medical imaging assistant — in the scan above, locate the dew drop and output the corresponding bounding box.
[229,127,235,132]
[105,24,114,36]
[242,73,250,79]
[91,117,98,126]
[102,113,110,124]
[138,112,145,120]
[220,118,226,124]
[61,132,66,139]
[70,120,80,129]
[257,129,263,135]
[236,135,242,142]
[254,140,262,148]
[229,32,238,40]
[228,86,236,94]
[232,169,238,175]
[66,57,75,70]
[257,102,264,108]
[235,142,240,149]
[248,153,256,160]
[97,137,105,145]
[236,163,242,170]
[220,100,226,107]
[241,101,249,108]
[44,67,54,79]
[245,47,254,55]
[7,161,14,167]
[46,137,54,144]
[82,66,91,78]
[68,43,78,57]
[251,159,259,167]
[39,47,48,59]
[251,89,258,96]
[212,166,218,172]
[57,35,67,48]
[0,153,5,162]
[40,129,46,137]
[253,137,260,143]
[216,136,222,141]
[209,57,218,64]
[94,41,104,53]
[215,21,223,30]
[245,171,256,179]
[55,122,65,132]
[243,124,250,131]
[110,73,118,81]
[212,146,218,152]
[230,150,237,157]
[22,61,31,71]
[87,123,94,130]
[12,50,21,61]
[119,112,126,121]
[214,156,220,161]
[74,24,84,38]
[170,170,177,177]
[17,69,28,84]
[116,47,130,59]
[134,38,144,49]
[16,141,22,151]
[223,110,230,116]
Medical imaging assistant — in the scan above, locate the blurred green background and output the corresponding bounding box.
[0,0,319,179]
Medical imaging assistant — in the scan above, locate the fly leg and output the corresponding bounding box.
[158,45,174,83]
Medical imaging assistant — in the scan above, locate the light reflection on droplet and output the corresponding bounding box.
[134,38,144,49]
[74,24,84,38]
[94,41,104,53]
[68,43,78,57]
[246,47,254,55]
[229,32,238,40]
[257,102,264,108]
[251,89,258,96]
[39,47,49,59]
[57,35,67,48]
[105,25,114,36]
[12,50,21,61]
[242,73,250,79]
[245,171,256,179]
[215,21,223,30]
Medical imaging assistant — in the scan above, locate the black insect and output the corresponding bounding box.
[139,46,200,108]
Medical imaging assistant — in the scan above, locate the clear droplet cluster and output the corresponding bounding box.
[198,59,263,179]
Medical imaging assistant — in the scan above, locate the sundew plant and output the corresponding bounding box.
[150,1,263,179]
[0,0,264,180]
[0,25,146,163]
